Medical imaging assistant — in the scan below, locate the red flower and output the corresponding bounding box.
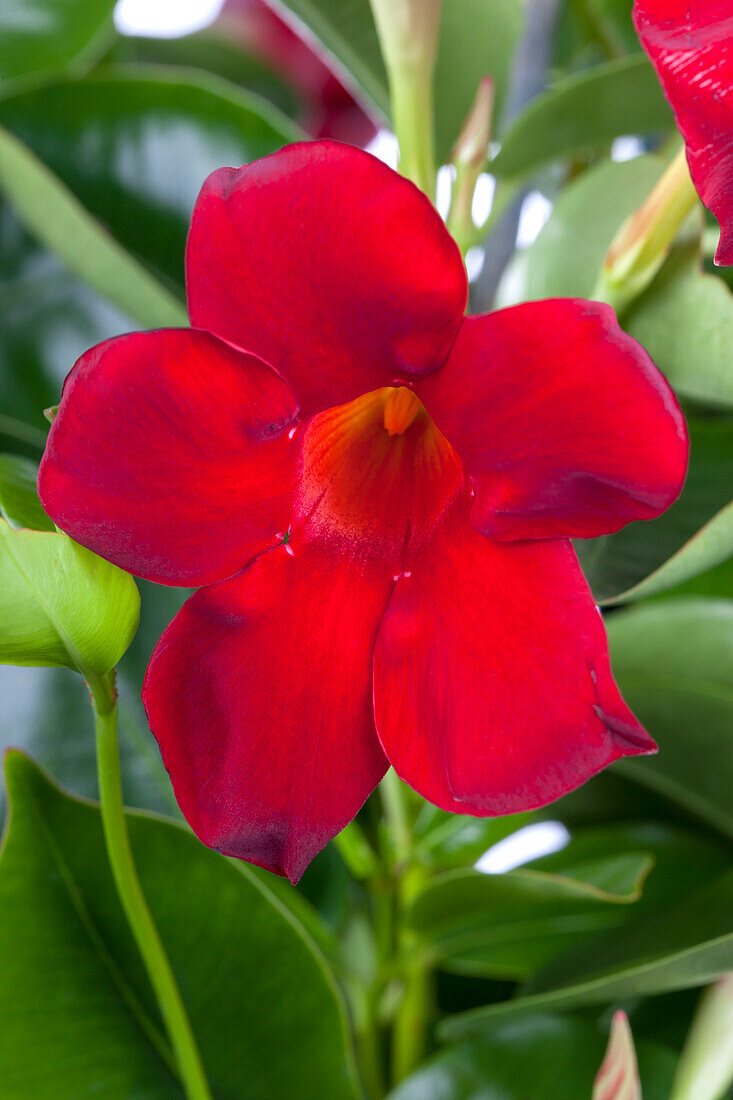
[634,0,733,265]
[38,142,688,883]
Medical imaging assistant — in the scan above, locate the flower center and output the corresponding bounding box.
[293,386,463,563]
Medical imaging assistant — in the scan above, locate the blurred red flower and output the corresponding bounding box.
[39,142,688,882]
[216,0,378,145]
[634,0,733,264]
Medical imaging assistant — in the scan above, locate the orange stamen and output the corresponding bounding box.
[383,386,422,436]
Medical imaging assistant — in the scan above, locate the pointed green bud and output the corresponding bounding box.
[594,145,699,314]
[447,76,494,254]
[451,76,494,170]
[671,977,733,1100]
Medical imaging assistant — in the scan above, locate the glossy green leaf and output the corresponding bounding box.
[555,0,646,66]
[277,0,522,160]
[624,244,733,409]
[440,865,733,1036]
[0,751,358,1099]
[0,125,187,328]
[389,1015,676,1100]
[0,0,115,89]
[608,599,733,841]
[408,822,727,982]
[0,453,53,530]
[112,32,299,118]
[497,156,666,306]
[576,418,733,604]
[0,66,303,290]
[0,520,140,673]
[277,0,388,114]
[408,855,652,981]
[491,56,672,179]
[527,823,729,896]
[413,803,534,870]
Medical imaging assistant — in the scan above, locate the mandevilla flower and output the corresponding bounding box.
[634,0,733,264]
[38,142,688,883]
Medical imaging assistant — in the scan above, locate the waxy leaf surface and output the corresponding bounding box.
[0,752,358,1100]
[389,1014,676,1100]
[608,599,733,840]
[491,56,672,179]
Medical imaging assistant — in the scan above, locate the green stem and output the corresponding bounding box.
[379,769,412,868]
[357,988,387,1100]
[90,671,213,1100]
[368,0,440,199]
[391,865,432,1084]
[334,820,381,879]
[389,64,437,196]
[378,772,431,1083]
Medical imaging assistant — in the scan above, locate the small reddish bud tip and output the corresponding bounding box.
[450,76,495,169]
[593,1011,641,1100]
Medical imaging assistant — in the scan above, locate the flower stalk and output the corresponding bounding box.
[391,864,432,1084]
[593,145,699,314]
[89,670,213,1100]
[379,772,432,1083]
[369,0,442,197]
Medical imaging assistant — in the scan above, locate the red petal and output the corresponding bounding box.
[186,140,467,417]
[143,540,392,882]
[634,0,733,265]
[39,329,298,586]
[418,303,688,541]
[373,498,656,816]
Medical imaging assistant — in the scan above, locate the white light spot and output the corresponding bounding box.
[611,136,646,163]
[471,172,496,226]
[114,0,224,38]
[284,542,295,557]
[366,129,399,170]
[475,820,570,873]
[436,165,453,220]
[288,425,297,440]
[516,190,552,249]
[465,245,485,282]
